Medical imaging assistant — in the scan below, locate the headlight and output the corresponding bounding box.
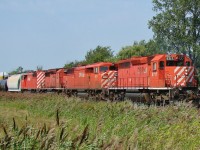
[185,68,188,76]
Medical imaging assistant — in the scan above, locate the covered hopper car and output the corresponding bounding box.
[0,80,7,91]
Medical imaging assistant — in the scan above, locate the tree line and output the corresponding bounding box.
[64,40,163,69]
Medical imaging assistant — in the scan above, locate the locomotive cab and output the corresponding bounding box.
[85,62,117,89]
[150,54,197,89]
[165,54,197,88]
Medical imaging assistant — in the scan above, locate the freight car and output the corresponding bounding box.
[0,72,8,91]
[0,80,7,91]
[1,53,199,103]
[7,74,22,91]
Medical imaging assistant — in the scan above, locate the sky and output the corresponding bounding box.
[0,0,155,72]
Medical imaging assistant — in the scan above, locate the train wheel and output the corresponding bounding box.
[108,92,114,102]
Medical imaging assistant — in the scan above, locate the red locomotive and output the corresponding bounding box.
[110,54,198,102]
[5,54,199,102]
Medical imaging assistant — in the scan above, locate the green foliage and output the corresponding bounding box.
[9,66,23,75]
[117,44,146,60]
[64,60,81,69]
[64,60,88,69]
[1,92,200,149]
[117,40,162,59]
[64,46,114,68]
[64,40,165,67]
[36,65,43,71]
[145,39,165,55]
[85,46,114,64]
[149,0,200,66]
[104,56,118,63]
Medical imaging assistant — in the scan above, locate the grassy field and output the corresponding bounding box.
[0,92,200,149]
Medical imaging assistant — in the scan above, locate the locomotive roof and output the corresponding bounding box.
[117,56,149,64]
[72,62,114,71]
[85,62,113,68]
[46,68,63,73]
[151,54,165,61]
[117,54,189,64]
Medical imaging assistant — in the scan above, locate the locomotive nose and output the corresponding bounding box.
[185,67,195,86]
[172,66,195,87]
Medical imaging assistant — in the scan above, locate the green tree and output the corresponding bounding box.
[64,60,87,69]
[9,66,23,75]
[36,65,43,71]
[85,46,114,64]
[149,0,200,66]
[116,40,161,60]
[117,44,146,60]
[64,60,80,69]
[145,39,165,55]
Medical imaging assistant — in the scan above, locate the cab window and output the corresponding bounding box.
[177,61,184,66]
[166,61,174,66]
[186,61,191,66]
[119,62,130,69]
[94,67,98,74]
[153,62,157,71]
[159,61,164,69]
[33,73,37,77]
[166,61,184,66]
[109,66,116,70]
[100,66,108,72]
[66,69,74,74]
[46,73,50,77]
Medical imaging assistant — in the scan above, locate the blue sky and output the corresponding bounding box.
[0,0,154,72]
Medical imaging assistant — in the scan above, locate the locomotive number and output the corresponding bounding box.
[79,73,85,77]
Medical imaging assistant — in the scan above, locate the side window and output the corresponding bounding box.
[159,61,164,69]
[100,66,108,72]
[119,62,130,69]
[46,73,50,77]
[94,67,98,74]
[33,73,37,77]
[186,61,190,66]
[109,66,116,70]
[153,62,157,71]
[86,68,93,73]
[66,69,74,74]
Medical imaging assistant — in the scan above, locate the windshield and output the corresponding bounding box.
[166,61,184,66]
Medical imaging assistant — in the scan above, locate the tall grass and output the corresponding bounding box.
[0,92,200,149]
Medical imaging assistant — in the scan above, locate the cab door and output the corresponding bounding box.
[158,61,165,87]
[150,61,158,87]
[159,61,165,80]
